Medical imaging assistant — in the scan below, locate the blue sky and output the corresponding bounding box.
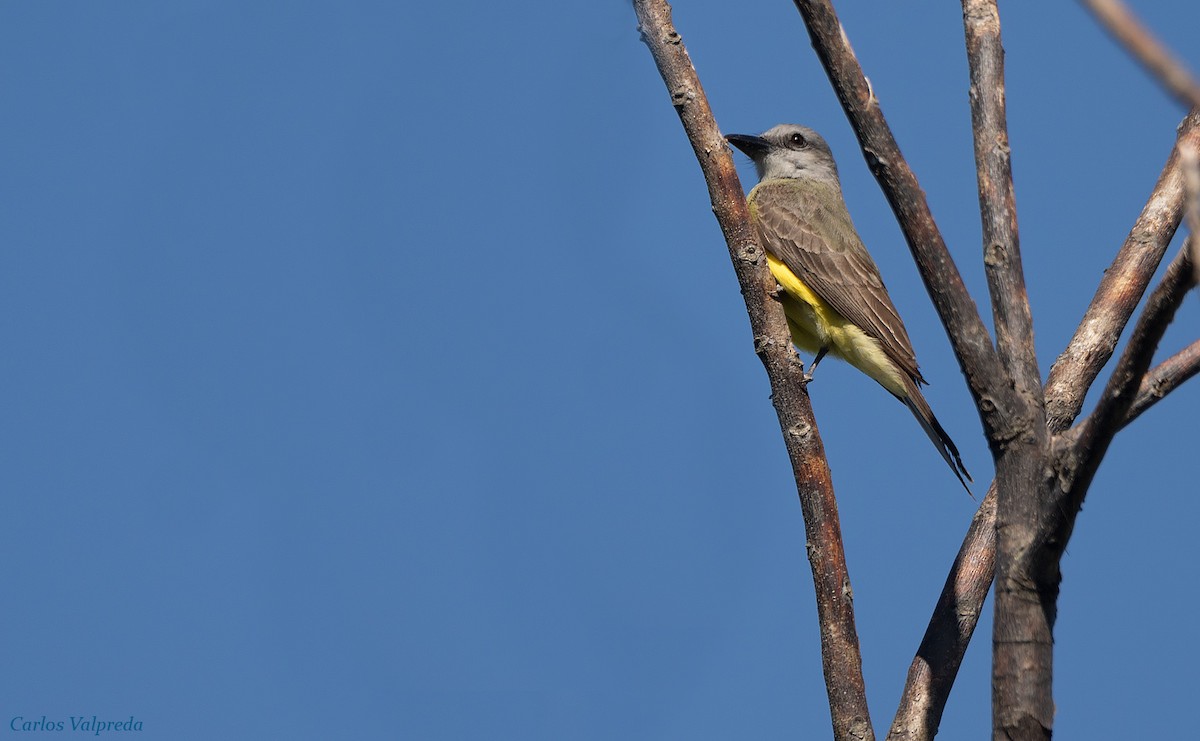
[1,2,1196,739]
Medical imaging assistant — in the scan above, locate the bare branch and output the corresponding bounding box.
[1181,140,1200,284]
[1065,240,1197,520]
[962,0,1043,409]
[788,0,1015,449]
[632,3,873,738]
[887,486,996,741]
[1044,109,1200,430]
[1122,338,1200,428]
[1080,0,1200,110]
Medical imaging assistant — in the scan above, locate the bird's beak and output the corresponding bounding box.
[725,133,770,158]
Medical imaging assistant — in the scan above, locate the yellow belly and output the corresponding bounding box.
[767,253,908,397]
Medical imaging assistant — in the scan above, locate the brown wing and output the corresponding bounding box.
[751,179,924,382]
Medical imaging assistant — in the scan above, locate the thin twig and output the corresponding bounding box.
[1080,0,1200,110]
[1044,109,1200,431]
[632,3,873,739]
[1122,338,1200,428]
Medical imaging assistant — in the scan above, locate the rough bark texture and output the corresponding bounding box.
[964,0,1041,409]
[633,2,872,738]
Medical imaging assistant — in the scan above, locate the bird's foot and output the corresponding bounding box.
[803,347,830,383]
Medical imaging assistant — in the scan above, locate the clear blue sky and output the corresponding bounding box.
[1,2,1196,739]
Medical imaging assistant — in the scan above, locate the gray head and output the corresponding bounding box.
[726,124,841,186]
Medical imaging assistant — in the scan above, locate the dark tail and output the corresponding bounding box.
[899,382,973,496]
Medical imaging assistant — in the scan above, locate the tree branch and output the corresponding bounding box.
[632,3,873,738]
[1066,241,1197,506]
[1121,338,1200,428]
[886,485,996,741]
[962,0,1042,409]
[1044,109,1200,430]
[789,0,1014,450]
[1079,0,1200,111]
[1181,139,1200,284]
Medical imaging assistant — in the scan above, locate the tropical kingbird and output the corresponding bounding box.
[726,124,972,491]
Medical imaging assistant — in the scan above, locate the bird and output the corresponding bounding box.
[725,123,972,492]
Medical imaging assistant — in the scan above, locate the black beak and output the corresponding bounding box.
[725,133,770,158]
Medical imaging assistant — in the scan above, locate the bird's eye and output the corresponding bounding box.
[789,132,808,148]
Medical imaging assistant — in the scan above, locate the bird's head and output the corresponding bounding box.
[725,124,840,185]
